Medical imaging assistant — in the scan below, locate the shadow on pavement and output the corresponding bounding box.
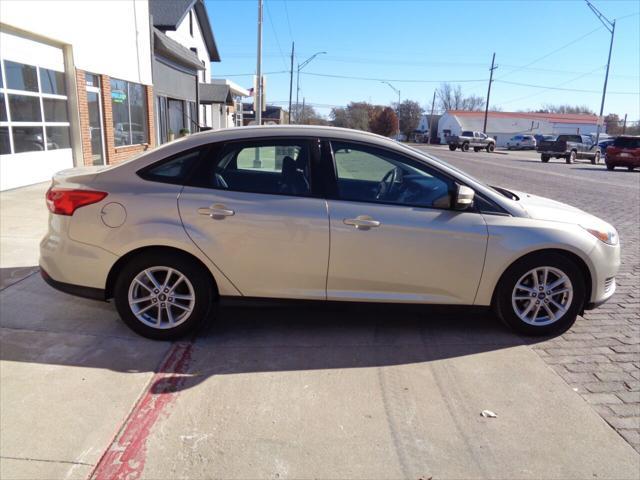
[1,273,547,393]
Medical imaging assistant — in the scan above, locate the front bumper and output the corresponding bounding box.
[585,240,620,309]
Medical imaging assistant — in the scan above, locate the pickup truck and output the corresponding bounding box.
[537,134,601,164]
[447,131,496,152]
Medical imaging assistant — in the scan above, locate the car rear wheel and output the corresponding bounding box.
[629,166,635,171]
[486,143,495,153]
[495,253,585,336]
[449,144,457,151]
[606,164,615,171]
[461,142,469,152]
[541,155,550,163]
[114,251,214,340]
[591,151,600,165]
[566,151,576,164]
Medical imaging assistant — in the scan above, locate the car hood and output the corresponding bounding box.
[511,190,613,230]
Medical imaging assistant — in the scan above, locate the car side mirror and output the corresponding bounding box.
[453,184,475,211]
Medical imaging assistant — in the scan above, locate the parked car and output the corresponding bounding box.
[537,134,601,164]
[605,135,640,171]
[598,138,615,161]
[447,131,496,152]
[506,135,537,150]
[534,134,556,144]
[41,126,619,340]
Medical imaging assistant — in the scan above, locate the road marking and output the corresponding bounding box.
[90,342,193,480]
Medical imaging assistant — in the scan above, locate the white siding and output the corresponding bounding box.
[0,0,152,85]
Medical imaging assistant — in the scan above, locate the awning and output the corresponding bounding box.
[199,83,234,105]
[153,28,204,71]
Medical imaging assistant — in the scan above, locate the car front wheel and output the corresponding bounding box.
[495,253,585,336]
[486,143,495,152]
[114,251,214,340]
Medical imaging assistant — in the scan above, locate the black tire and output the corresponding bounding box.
[541,155,550,163]
[449,144,457,151]
[461,142,469,152]
[566,151,576,164]
[494,252,586,336]
[591,151,600,165]
[629,166,635,171]
[486,143,495,153]
[473,147,480,152]
[114,251,215,340]
[606,164,615,171]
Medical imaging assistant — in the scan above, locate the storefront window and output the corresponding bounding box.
[111,79,148,146]
[0,60,70,155]
[5,61,38,92]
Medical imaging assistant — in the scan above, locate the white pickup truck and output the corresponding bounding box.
[447,131,496,152]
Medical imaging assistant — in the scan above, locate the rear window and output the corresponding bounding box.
[613,137,640,149]
[138,148,202,185]
[557,135,581,143]
[462,131,474,137]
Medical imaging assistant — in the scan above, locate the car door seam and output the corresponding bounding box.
[472,215,491,306]
[324,199,331,301]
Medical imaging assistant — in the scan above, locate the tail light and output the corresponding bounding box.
[46,187,108,216]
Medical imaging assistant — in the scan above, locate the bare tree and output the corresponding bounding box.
[536,104,596,115]
[437,83,485,112]
[394,100,423,138]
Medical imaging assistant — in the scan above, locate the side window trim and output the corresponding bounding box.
[137,145,208,185]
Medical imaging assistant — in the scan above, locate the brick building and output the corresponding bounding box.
[0,1,169,190]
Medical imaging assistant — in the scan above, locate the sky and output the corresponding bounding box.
[204,0,640,120]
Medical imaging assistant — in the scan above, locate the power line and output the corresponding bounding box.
[301,71,486,83]
[212,70,289,77]
[496,25,604,80]
[495,79,638,95]
[499,65,606,106]
[282,0,294,42]
[264,0,288,70]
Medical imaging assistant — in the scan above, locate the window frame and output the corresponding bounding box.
[110,78,149,147]
[0,59,70,156]
[183,137,322,199]
[322,138,505,215]
[137,145,207,185]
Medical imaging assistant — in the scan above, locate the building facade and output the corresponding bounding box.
[0,0,155,191]
[438,111,602,147]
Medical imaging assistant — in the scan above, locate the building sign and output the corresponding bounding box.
[111,89,127,103]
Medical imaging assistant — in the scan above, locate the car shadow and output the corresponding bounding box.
[0,273,557,393]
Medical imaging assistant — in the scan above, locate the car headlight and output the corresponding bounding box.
[581,225,619,245]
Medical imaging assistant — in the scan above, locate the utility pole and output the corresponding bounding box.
[301,97,305,124]
[255,0,263,126]
[586,0,615,146]
[381,81,401,140]
[622,113,627,134]
[428,90,436,144]
[295,51,327,123]
[288,42,294,124]
[483,53,497,134]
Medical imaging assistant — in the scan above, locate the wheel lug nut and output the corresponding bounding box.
[154,289,159,294]
[168,297,173,302]
[152,298,157,303]
[532,293,537,297]
[536,301,540,305]
[161,303,165,308]
[164,289,169,293]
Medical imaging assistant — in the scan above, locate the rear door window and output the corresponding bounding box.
[614,137,640,149]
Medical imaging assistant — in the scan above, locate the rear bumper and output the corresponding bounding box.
[40,268,106,300]
[606,156,640,167]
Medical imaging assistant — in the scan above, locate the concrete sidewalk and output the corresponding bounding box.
[0,182,49,289]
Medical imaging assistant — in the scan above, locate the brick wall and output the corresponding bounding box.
[76,70,155,167]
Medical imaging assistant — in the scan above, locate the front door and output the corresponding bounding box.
[85,74,105,165]
[178,138,330,300]
[325,141,488,304]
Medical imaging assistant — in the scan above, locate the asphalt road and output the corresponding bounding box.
[1,147,639,479]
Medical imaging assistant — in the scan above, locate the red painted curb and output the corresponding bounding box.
[90,342,193,480]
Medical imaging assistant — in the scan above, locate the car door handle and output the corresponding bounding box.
[344,215,381,230]
[198,204,235,218]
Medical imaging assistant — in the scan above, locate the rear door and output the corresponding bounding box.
[323,140,488,304]
[178,137,330,300]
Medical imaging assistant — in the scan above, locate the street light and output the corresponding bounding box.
[295,51,326,123]
[382,81,401,140]
[585,0,616,147]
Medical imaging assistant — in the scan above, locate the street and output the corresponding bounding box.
[1,147,639,479]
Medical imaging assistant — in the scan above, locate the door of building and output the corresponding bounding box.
[85,74,106,166]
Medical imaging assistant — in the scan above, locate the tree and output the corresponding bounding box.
[369,106,398,137]
[330,102,373,131]
[604,113,621,135]
[292,103,327,125]
[394,100,423,138]
[437,83,485,112]
[330,107,349,128]
[535,104,596,115]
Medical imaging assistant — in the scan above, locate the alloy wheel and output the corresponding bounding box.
[511,266,574,326]
[127,266,196,329]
